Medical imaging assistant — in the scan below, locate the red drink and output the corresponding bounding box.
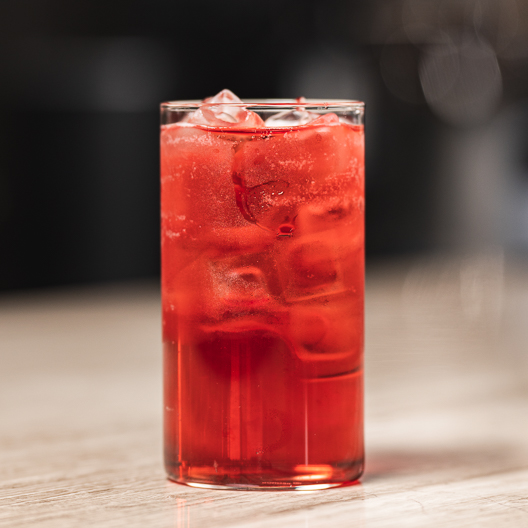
[161,93,364,489]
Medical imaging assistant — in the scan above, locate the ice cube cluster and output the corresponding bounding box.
[184,89,340,128]
[198,196,363,378]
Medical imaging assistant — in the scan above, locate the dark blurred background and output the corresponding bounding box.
[1,0,528,291]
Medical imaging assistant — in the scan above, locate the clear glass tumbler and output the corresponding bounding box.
[161,95,365,490]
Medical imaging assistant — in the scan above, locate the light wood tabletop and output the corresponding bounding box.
[1,254,528,527]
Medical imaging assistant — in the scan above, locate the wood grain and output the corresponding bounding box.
[1,255,528,527]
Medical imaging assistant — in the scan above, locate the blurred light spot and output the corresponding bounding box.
[466,0,519,54]
[403,23,443,45]
[418,38,460,102]
[419,33,502,126]
[402,0,524,59]
[402,0,442,43]
[499,31,528,61]
[380,39,424,104]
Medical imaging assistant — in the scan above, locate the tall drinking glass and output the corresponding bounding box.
[161,93,365,490]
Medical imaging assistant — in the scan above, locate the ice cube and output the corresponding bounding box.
[209,256,272,313]
[309,113,340,126]
[264,109,319,127]
[297,304,363,356]
[295,197,356,234]
[199,253,282,330]
[231,175,298,236]
[160,124,245,232]
[226,266,270,303]
[200,225,275,258]
[274,232,346,302]
[289,308,328,348]
[288,301,363,378]
[188,89,264,128]
[204,88,241,105]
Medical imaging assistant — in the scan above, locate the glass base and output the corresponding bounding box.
[166,461,363,491]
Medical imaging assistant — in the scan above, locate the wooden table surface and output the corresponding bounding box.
[1,255,528,527]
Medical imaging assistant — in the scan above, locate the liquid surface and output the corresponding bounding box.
[161,116,364,489]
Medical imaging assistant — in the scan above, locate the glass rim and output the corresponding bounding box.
[160,99,365,111]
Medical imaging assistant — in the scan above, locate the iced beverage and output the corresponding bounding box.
[161,90,364,490]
